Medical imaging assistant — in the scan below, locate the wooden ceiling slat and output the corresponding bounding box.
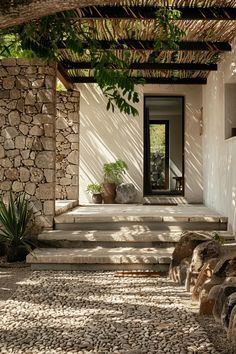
[61,60,218,71]
[77,6,236,20]
[59,40,231,51]
[71,76,207,84]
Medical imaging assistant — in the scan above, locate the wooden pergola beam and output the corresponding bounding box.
[62,60,218,71]
[71,76,207,85]
[57,63,74,90]
[77,6,236,20]
[59,40,231,52]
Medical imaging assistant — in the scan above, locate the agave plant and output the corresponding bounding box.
[0,193,33,261]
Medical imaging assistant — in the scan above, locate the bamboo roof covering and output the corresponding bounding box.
[58,1,236,85]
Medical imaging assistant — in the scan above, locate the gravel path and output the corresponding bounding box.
[0,271,234,354]
[0,265,31,306]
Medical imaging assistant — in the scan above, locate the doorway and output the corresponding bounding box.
[144,96,184,196]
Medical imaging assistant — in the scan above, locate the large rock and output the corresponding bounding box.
[185,240,221,292]
[221,291,236,329]
[115,183,137,204]
[169,231,211,285]
[228,305,236,347]
[192,258,219,301]
[174,257,191,286]
[200,283,223,316]
[213,284,236,323]
[214,253,236,278]
[199,277,236,316]
[199,253,236,314]
[190,240,221,273]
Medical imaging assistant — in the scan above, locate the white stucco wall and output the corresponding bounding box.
[78,83,203,204]
[202,39,236,234]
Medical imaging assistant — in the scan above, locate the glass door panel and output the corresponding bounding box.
[149,122,169,191]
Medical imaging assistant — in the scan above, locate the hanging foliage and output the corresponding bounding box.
[155,7,185,51]
[0,7,184,116]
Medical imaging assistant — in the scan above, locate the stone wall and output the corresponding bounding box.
[0,58,56,229]
[56,90,79,200]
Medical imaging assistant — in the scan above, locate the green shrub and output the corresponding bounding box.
[0,193,33,261]
[103,159,128,185]
[86,183,102,194]
[212,232,225,245]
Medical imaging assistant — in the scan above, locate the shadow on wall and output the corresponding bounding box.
[202,47,236,233]
[185,101,203,201]
[79,84,143,204]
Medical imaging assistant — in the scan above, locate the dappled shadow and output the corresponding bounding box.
[0,268,30,303]
[0,272,218,353]
[78,84,143,204]
[202,37,236,234]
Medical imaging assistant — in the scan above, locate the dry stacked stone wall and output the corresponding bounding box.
[0,58,56,229]
[56,90,79,200]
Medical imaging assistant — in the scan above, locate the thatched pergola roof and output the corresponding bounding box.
[57,1,236,87]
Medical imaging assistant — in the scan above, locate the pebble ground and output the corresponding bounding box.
[0,271,234,354]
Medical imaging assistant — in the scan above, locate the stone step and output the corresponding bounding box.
[54,205,228,231]
[26,247,173,271]
[38,230,234,248]
[54,214,227,224]
[55,221,227,231]
[143,196,188,205]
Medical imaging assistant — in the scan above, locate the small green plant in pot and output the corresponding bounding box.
[102,159,128,204]
[0,193,33,262]
[86,183,103,204]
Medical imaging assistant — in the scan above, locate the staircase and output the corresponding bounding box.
[26,205,231,271]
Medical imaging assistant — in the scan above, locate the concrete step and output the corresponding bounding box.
[143,196,188,205]
[55,200,77,216]
[54,214,227,224]
[38,230,234,248]
[26,247,173,271]
[54,205,228,231]
[55,221,227,231]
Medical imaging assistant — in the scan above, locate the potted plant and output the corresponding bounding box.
[86,183,103,204]
[102,159,128,203]
[0,192,33,262]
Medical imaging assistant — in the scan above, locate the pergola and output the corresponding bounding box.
[56,0,236,89]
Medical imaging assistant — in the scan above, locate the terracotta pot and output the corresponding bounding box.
[102,182,116,204]
[6,244,28,263]
[92,193,103,204]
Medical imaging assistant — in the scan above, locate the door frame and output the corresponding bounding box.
[143,95,185,196]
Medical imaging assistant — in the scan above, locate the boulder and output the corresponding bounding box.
[169,231,211,285]
[221,292,236,330]
[192,258,219,301]
[171,257,191,285]
[199,276,224,315]
[198,253,236,315]
[213,284,236,323]
[214,253,236,278]
[228,305,236,347]
[199,277,236,316]
[200,283,222,316]
[186,241,221,293]
[190,240,221,273]
[115,183,137,204]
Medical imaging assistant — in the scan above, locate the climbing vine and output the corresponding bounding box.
[0,7,184,116]
[155,7,185,51]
